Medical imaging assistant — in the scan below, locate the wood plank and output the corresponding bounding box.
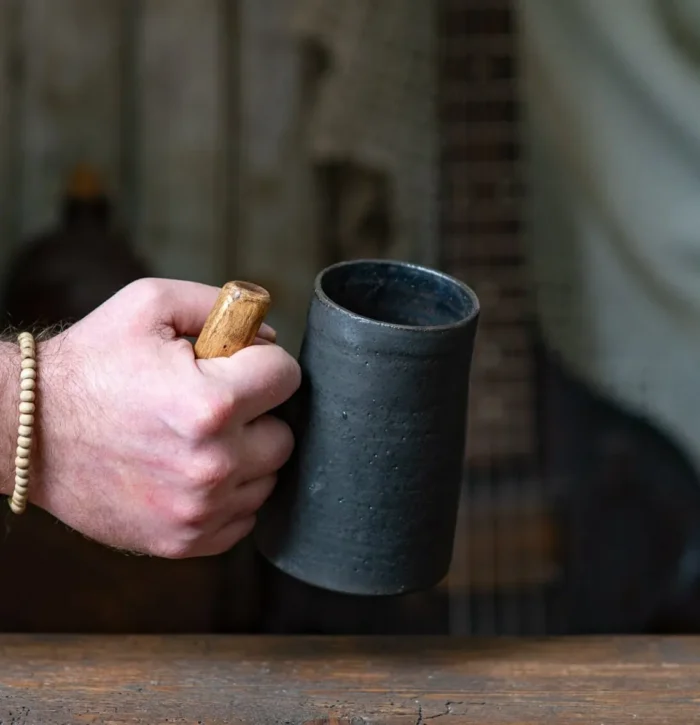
[236,0,318,353]
[17,0,124,238]
[0,3,229,634]
[135,0,224,285]
[0,635,698,723]
[0,0,19,282]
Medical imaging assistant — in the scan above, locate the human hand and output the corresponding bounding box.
[32,278,300,557]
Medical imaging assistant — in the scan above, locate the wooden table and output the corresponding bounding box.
[1,635,698,724]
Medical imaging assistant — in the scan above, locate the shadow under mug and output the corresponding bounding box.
[254,259,480,596]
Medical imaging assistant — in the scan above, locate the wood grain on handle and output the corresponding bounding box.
[194,281,271,359]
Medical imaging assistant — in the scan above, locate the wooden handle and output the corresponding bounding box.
[194,281,271,359]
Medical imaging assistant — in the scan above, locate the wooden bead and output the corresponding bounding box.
[9,499,26,515]
[11,332,35,515]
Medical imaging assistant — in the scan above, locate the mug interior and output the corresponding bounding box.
[319,260,477,328]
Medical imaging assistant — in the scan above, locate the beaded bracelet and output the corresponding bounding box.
[9,332,36,514]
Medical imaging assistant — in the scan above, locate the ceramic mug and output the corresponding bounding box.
[251,259,480,595]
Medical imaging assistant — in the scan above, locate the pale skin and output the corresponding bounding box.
[0,278,301,558]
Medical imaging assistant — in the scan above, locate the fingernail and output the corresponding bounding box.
[259,324,277,343]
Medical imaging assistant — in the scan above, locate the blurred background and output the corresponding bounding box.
[2,0,700,638]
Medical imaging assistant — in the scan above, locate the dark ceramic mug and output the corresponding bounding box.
[253,259,480,596]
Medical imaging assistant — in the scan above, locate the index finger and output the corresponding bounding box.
[257,323,277,343]
[197,343,301,423]
[152,279,277,343]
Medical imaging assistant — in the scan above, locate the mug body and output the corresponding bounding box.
[254,259,480,595]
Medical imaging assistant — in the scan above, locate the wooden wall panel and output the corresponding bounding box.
[0,0,231,286]
[0,2,231,632]
[135,0,225,285]
[236,0,318,353]
[17,0,124,239]
[0,0,17,272]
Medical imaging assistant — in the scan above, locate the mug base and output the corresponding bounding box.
[254,533,449,597]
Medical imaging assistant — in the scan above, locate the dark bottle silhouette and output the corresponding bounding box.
[1,164,151,330]
[0,165,226,635]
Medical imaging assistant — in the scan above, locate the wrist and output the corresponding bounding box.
[29,332,76,511]
[0,340,20,496]
[0,331,74,506]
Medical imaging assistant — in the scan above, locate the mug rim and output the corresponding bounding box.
[314,258,480,333]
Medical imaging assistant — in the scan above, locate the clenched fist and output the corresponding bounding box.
[1,278,300,558]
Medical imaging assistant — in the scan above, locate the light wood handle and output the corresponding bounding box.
[194,281,271,359]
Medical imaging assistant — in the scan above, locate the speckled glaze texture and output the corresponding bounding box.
[254,260,480,596]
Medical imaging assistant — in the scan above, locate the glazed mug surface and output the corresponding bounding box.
[254,259,480,596]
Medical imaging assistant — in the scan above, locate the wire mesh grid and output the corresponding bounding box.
[440,0,559,636]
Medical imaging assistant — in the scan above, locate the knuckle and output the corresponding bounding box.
[120,278,174,337]
[184,389,234,440]
[126,277,169,310]
[188,448,235,488]
[171,495,211,528]
[157,535,196,560]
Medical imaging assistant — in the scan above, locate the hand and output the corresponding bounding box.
[33,278,301,558]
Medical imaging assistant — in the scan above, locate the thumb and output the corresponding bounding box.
[148,278,276,344]
[146,279,221,338]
